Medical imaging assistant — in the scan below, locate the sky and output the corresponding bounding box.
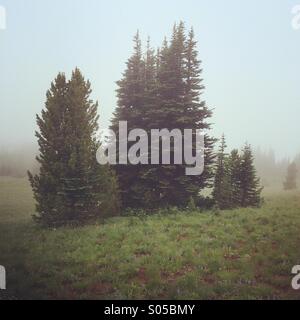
[0,0,300,160]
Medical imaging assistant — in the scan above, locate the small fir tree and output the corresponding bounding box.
[240,143,262,207]
[228,149,242,207]
[212,135,231,209]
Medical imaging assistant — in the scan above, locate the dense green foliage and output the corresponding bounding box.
[212,135,231,209]
[27,23,264,227]
[240,144,263,207]
[111,23,215,209]
[28,69,120,226]
[213,136,262,209]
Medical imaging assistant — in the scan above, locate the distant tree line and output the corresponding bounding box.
[254,148,290,187]
[0,147,38,178]
[27,22,265,227]
[284,162,297,190]
[253,148,298,191]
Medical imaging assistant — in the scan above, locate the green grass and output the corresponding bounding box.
[0,176,300,299]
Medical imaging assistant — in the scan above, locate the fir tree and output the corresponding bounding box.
[228,149,242,207]
[212,135,231,209]
[110,31,146,208]
[183,27,216,194]
[283,162,297,190]
[135,38,161,207]
[152,23,188,206]
[153,23,215,207]
[28,69,119,226]
[28,73,68,225]
[240,143,262,207]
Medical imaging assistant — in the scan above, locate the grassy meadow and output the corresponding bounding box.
[0,176,300,300]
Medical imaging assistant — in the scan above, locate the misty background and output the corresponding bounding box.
[0,0,299,186]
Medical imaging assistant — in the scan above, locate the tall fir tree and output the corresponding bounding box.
[152,22,215,207]
[28,68,120,226]
[183,27,216,195]
[111,23,215,209]
[152,23,187,206]
[110,31,146,208]
[134,38,161,207]
[28,73,69,225]
[283,162,297,190]
[240,143,262,207]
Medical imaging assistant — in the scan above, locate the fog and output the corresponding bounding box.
[1,142,299,192]
[0,144,38,178]
[1,0,300,182]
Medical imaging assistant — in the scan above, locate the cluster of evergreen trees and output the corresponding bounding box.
[111,22,215,209]
[213,135,262,209]
[29,23,263,227]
